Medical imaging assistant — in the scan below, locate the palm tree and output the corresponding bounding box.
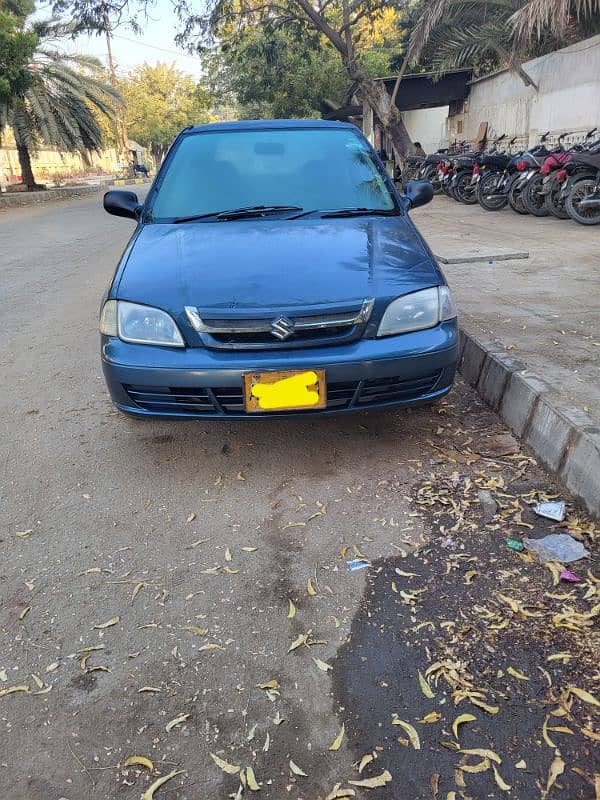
[403,0,538,86]
[400,0,599,90]
[510,0,600,41]
[1,20,120,189]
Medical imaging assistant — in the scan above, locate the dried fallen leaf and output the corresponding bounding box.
[469,697,499,714]
[0,685,29,700]
[358,754,374,773]
[186,512,196,523]
[418,711,442,724]
[30,674,44,690]
[348,770,392,788]
[329,724,345,751]
[166,713,189,732]
[492,764,511,791]
[124,756,154,771]
[313,657,333,672]
[257,679,279,690]
[289,759,307,777]
[94,616,120,629]
[464,570,477,585]
[542,716,557,748]
[452,714,476,739]
[140,770,185,800]
[15,530,33,538]
[460,748,501,764]
[246,766,260,791]
[307,578,317,596]
[288,633,308,652]
[569,686,600,707]
[209,753,240,775]
[507,666,529,681]
[419,671,435,699]
[131,582,144,603]
[19,606,31,620]
[198,642,223,652]
[138,686,163,693]
[546,754,565,793]
[45,662,59,673]
[515,759,527,769]
[392,718,420,750]
[458,759,490,774]
[182,626,209,637]
[225,547,232,562]
[287,600,296,619]
[242,546,257,552]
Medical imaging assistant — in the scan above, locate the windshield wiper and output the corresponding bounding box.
[173,205,303,223]
[288,207,397,219]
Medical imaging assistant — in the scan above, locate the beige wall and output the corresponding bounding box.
[1,132,120,185]
[449,34,600,149]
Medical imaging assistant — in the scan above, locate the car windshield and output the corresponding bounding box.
[149,127,396,220]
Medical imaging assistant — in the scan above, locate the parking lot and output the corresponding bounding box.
[1,192,598,800]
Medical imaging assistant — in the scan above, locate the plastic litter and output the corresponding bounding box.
[559,569,582,583]
[523,534,590,564]
[347,559,370,571]
[506,538,524,552]
[534,501,566,522]
[478,490,498,523]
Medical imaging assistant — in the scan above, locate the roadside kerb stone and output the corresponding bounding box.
[0,185,100,209]
[458,328,599,518]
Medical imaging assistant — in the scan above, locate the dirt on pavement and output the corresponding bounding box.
[0,194,598,800]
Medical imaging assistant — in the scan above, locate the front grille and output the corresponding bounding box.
[184,301,374,350]
[124,371,442,415]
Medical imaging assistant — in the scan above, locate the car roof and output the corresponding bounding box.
[183,119,359,134]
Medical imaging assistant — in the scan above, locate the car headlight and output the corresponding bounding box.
[100,300,184,347]
[377,286,457,337]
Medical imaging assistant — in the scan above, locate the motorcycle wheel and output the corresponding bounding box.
[477,171,507,211]
[454,172,478,204]
[522,174,549,217]
[422,166,442,195]
[441,180,453,197]
[508,178,529,215]
[566,179,600,225]
[544,182,570,219]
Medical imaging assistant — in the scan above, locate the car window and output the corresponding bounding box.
[149,128,395,219]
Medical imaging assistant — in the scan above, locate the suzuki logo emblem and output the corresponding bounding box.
[271,316,295,340]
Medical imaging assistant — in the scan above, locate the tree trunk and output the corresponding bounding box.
[16,145,42,191]
[354,76,414,162]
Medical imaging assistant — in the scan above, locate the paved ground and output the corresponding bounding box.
[413,197,600,427]
[0,192,598,800]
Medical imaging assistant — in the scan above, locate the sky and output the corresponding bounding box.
[40,0,206,78]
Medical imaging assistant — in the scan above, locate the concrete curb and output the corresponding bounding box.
[458,328,600,518]
[111,178,151,186]
[0,185,100,209]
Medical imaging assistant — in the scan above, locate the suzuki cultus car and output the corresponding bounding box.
[100,119,458,418]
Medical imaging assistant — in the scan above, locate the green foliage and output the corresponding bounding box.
[212,26,349,119]
[0,0,37,103]
[119,61,213,160]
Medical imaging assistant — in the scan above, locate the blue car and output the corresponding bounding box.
[100,119,458,418]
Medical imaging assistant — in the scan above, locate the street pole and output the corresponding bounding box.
[103,12,128,168]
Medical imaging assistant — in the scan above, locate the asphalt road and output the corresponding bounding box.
[0,191,598,800]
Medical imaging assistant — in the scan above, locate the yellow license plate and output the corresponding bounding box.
[243,369,327,413]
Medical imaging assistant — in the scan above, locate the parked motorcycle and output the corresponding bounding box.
[506,133,553,214]
[540,129,599,218]
[565,151,600,225]
[475,137,519,211]
[522,132,574,217]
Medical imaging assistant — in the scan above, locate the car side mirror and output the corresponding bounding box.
[405,179,434,210]
[103,190,142,220]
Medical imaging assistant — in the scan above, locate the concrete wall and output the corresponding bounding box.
[402,106,449,153]
[449,34,600,148]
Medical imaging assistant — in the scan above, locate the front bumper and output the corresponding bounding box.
[101,320,459,418]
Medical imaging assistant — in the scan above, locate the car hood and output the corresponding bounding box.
[116,216,441,316]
